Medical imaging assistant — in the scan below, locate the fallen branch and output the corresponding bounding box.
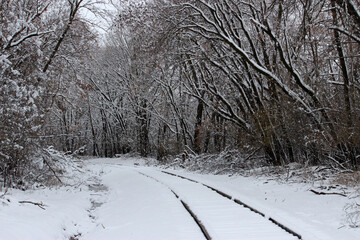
[310,189,347,197]
[19,201,47,210]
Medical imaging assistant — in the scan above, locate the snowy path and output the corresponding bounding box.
[82,165,205,240]
[2,158,358,240]
[83,160,298,240]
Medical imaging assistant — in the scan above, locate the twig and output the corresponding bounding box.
[244,147,262,162]
[42,157,63,184]
[0,188,8,198]
[19,201,47,210]
[184,145,197,156]
[310,189,347,197]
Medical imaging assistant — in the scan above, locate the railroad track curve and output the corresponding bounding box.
[137,169,302,240]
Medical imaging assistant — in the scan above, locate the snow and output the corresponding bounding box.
[161,168,360,240]
[139,168,297,240]
[82,164,204,240]
[0,186,92,240]
[0,157,359,240]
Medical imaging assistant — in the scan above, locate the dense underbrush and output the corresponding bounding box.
[1,147,84,190]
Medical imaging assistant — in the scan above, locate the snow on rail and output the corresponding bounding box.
[139,169,298,240]
[161,170,302,239]
[138,171,211,240]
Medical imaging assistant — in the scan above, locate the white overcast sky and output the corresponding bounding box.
[80,0,118,37]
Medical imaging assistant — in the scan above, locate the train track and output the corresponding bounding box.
[138,172,212,240]
[137,169,302,240]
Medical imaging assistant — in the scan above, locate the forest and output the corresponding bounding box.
[1,0,360,187]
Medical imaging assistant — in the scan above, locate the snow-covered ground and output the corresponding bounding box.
[161,169,360,240]
[0,157,359,239]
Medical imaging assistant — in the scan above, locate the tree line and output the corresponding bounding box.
[1,0,360,186]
